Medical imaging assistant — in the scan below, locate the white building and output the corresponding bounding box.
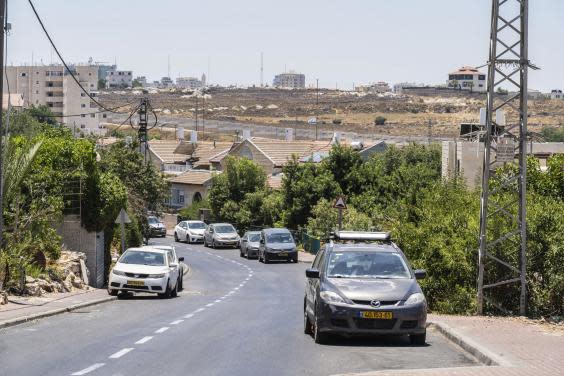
[176,75,205,89]
[106,68,133,89]
[4,64,104,135]
[134,76,147,87]
[550,90,563,100]
[356,82,391,93]
[273,72,305,89]
[160,77,174,88]
[448,66,487,92]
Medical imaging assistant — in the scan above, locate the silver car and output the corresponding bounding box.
[204,223,240,249]
[240,231,261,259]
[304,231,427,345]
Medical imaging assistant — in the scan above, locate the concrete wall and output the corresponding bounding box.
[54,215,105,288]
[169,183,210,209]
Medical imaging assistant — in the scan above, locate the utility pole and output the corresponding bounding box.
[0,0,6,261]
[195,96,199,135]
[316,78,319,106]
[477,0,534,316]
[137,98,149,163]
[202,95,206,140]
[260,52,264,87]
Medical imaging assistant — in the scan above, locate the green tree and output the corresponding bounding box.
[305,199,374,239]
[321,144,363,196]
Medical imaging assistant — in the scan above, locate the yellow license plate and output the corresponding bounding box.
[279,252,287,257]
[127,280,145,287]
[360,311,393,319]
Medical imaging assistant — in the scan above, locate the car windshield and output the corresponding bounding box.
[188,222,206,229]
[119,251,165,266]
[148,217,159,224]
[248,233,261,242]
[326,250,410,279]
[216,225,235,233]
[266,233,293,243]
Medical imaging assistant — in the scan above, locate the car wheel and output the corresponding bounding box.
[313,313,329,344]
[293,257,299,263]
[174,232,179,242]
[159,279,172,299]
[264,254,270,264]
[178,274,183,291]
[204,237,208,247]
[304,300,313,335]
[409,332,426,346]
[212,240,216,249]
[171,279,178,298]
[108,288,118,296]
[240,248,244,257]
[186,235,191,244]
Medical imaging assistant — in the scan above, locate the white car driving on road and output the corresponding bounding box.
[108,247,182,298]
[175,220,206,244]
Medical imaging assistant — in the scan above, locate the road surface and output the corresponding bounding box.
[0,238,477,376]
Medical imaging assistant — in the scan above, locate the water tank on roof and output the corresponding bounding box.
[177,126,185,141]
[350,141,364,150]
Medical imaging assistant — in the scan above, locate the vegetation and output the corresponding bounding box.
[374,116,387,125]
[540,125,564,142]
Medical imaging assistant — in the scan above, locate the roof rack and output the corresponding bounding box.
[331,231,391,242]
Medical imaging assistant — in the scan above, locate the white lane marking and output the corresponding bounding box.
[184,314,194,319]
[205,303,214,307]
[155,327,169,334]
[234,287,239,290]
[195,308,205,313]
[170,319,184,325]
[109,348,134,359]
[214,299,221,303]
[239,283,244,287]
[71,363,105,375]
[135,336,153,345]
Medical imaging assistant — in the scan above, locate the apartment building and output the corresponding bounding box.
[447,66,487,92]
[106,68,133,88]
[176,76,204,89]
[4,64,103,134]
[551,90,563,100]
[273,72,305,89]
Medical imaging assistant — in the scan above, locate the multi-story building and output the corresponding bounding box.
[134,76,147,87]
[160,77,174,88]
[4,64,104,134]
[176,76,204,89]
[273,72,305,89]
[550,89,563,100]
[106,68,133,89]
[447,66,487,92]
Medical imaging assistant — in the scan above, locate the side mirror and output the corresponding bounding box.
[178,257,185,262]
[170,262,179,268]
[414,269,427,280]
[111,256,118,263]
[305,268,320,279]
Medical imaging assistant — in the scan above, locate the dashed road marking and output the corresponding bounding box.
[155,327,169,334]
[195,308,205,313]
[205,303,214,307]
[71,363,105,375]
[170,319,184,325]
[184,314,194,319]
[135,336,153,345]
[214,299,221,303]
[109,348,134,359]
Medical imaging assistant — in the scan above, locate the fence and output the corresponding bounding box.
[301,232,321,254]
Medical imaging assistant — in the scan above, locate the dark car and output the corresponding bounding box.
[148,216,166,238]
[304,231,427,345]
[240,231,261,259]
[258,228,298,263]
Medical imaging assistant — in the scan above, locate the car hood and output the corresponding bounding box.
[113,263,169,275]
[328,277,418,302]
[188,228,205,235]
[247,241,260,248]
[267,242,296,250]
[215,232,239,239]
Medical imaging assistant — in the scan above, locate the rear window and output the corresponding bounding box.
[119,251,165,266]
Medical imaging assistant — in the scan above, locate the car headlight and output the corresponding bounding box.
[112,269,126,276]
[320,290,346,304]
[148,273,165,278]
[405,292,426,305]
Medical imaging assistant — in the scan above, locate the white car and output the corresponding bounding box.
[174,220,206,244]
[108,247,182,298]
[151,245,185,291]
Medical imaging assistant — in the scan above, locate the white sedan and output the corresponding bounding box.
[174,220,206,244]
[108,247,182,298]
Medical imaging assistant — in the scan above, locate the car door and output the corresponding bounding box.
[306,249,326,318]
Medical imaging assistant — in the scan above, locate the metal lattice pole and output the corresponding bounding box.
[477,0,534,316]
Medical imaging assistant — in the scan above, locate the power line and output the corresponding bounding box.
[27,0,130,114]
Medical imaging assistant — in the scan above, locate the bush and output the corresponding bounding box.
[332,119,342,125]
[374,116,386,125]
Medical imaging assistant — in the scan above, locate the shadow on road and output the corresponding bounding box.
[312,334,431,348]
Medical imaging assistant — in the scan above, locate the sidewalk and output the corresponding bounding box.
[298,250,315,264]
[0,289,116,330]
[336,314,564,376]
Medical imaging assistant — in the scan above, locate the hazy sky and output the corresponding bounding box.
[7,0,564,91]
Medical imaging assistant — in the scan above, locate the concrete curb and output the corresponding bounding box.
[0,295,117,331]
[428,320,511,367]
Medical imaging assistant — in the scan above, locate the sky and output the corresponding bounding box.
[7,0,564,91]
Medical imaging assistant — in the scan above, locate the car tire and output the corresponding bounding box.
[171,280,178,298]
[313,314,329,344]
[174,232,179,242]
[204,238,208,247]
[108,288,118,296]
[240,248,244,257]
[212,240,216,249]
[293,257,299,263]
[178,274,183,291]
[186,235,191,244]
[264,254,270,264]
[159,280,172,299]
[304,300,313,335]
[409,332,426,346]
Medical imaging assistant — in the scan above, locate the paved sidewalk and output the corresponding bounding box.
[298,250,315,264]
[0,289,115,330]
[336,314,564,376]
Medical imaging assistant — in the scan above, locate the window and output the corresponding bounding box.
[312,250,325,269]
[103,114,107,118]
[81,104,86,108]
[81,114,86,118]
[80,124,86,129]
[479,75,486,80]
[20,72,27,77]
[81,93,86,97]
[91,114,95,118]
[36,81,39,84]
[326,250,410,279]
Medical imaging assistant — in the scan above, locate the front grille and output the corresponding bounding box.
[125,273,149,278]
[331,319,350,328]
[353,318,397,330]
[151,286,163,291]
[400,320,418,329]
[352,300,399,306]
[123,284,149,290]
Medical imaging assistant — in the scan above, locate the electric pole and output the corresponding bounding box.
[477,0,535,316]
[137,98,149,163]
[0,0,6,261]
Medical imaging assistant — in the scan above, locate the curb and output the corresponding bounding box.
[428,320,511,367]
[0,295,117,331]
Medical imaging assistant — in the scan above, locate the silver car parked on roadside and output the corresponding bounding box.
[204,223,240,249]
[240,231,261,259]
[304,231,427,345]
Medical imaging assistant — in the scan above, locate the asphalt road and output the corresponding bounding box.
[0,238,477,376]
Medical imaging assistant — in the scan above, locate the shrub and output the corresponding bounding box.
[374,116,386,125]
[332,119,342,125]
